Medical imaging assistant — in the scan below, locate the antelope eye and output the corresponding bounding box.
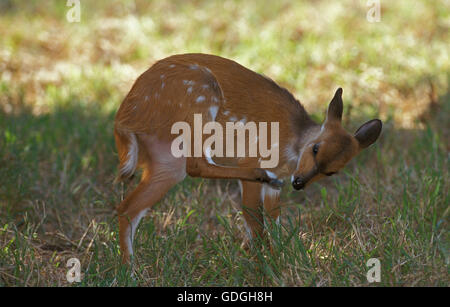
[325,172,336,176]
[312,144,319,155]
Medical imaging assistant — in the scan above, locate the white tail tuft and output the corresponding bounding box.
[119,133,138,179]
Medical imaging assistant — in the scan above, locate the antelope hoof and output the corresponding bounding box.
[268,178,284,190]
[253,169,284,189]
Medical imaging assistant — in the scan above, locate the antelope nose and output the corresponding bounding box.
[292,177,305,190]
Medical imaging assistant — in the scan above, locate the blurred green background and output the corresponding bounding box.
[0,0,448,286]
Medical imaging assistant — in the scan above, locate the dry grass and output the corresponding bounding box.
[0,0,448,286]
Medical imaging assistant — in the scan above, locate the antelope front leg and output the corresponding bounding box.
[186,157,284,189]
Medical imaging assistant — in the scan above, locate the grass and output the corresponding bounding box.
[0,0,449,286]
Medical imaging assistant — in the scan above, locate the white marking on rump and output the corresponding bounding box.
[120,132,138,178]
[187,86,193,94]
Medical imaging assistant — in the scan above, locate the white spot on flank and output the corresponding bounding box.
[189,64,199,70]
[161,82,165,89]
[160,74,165,79]
[212,96,219,103]
[196,95,206,103]
[145,95,149,101]
[183,80,195,85]
[169,64,176,68]
[209,106,219,120]
[187,86,193,94]
[201,84,209,89]
[229,116,238,121]
[239,116,247,124]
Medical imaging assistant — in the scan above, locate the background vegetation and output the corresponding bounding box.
[0,0,448,286]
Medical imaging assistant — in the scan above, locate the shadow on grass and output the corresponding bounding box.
[0,92,448,285]
[0,104,119,238]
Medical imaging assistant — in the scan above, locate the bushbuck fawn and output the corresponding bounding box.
[114,53,382,263]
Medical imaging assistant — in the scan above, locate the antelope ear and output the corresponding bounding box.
[326,88,343,123]
[354,119,382,148]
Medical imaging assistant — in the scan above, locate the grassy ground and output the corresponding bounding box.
[0,0,449,286]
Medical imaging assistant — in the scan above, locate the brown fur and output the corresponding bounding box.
[113,53,382,263]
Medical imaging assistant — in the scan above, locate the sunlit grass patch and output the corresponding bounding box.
[0,0,448,286]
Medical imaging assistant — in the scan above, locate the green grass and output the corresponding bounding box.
[0,0,449,286]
